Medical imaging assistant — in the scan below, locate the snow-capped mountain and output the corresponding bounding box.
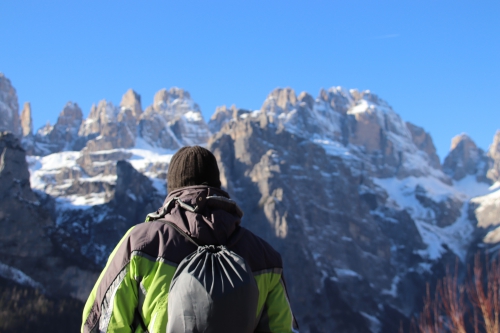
[1,72,500,333]
[208,87,500,332]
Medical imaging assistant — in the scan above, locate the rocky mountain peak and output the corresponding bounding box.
[50,102,83,142]
[208,105,251,133]
[37,121,53,136]
[319,87,352,114]
[297,91,314,109]
[139,87,209,149]
[357,90,388,107]
[405,122,441,170]
[152,87,191,108]
[262,87,297,113]
[168,87,190,100]
[79,100,118,137]
[37,102,85,153]
[246,86,446,179]
[0,73,21,136]
[151,87,196,114]
[20,102,33,137]
[120,89,142,119]
[56,102,83,127]
[0,131,50,277]
[443,133,489,182]
[451,133,475,151]
[486,130,500,182]
[153,88,169,108]
[21,102,86,156]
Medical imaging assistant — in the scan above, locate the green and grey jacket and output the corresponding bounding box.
[82,185,298,333]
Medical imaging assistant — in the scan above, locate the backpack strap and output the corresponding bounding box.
[160,219,199,247]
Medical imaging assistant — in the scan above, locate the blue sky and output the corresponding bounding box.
[1,1,499,159]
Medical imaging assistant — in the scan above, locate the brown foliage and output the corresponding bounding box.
[409,253,500,333]
[467,253,500,333]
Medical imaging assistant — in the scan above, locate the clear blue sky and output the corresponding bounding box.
[1,1,499,160]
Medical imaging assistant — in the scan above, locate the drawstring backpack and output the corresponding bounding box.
[147,196,259,333]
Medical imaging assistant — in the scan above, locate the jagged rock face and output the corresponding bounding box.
[139,88,211,149]
[20,102,33,137]
[47,159,164,267]
[319,87,351,114]
[405,122,441,169]
[17,86,210,156]
[0,74,21,136]
[208,116,462,332]
[49,103,84,149]
[261,87,298,120]
[79,100,117,137]
[120,89,142,119]
[258,87,446,181]
[467,131,500,245]
[208,104,252,134]
[260,87,342,140]
[442,134,490,183]
[139,110,181,149]
[113,160,161,222]
[25,102,84,155]
[209,105,233,133]
[77,148,132,178]
[486,131,500,182]
[0,132,98,301]
[344,91,428,179]
[26,140,169,268]
[80,100,136,152]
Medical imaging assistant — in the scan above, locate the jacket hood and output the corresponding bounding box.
[155,185,244,246]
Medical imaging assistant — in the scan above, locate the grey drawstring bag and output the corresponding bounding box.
[163,220,259,333]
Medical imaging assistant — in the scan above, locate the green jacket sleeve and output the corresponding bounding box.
[256,273,299,333]
[81,227,138,333]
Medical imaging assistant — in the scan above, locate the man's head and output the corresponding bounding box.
[167,146,221,193]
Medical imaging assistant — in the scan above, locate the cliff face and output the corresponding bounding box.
[0,132,97,301]
[20,102,33,137]
[2,70,500,333]
[442,133,491,183]
[487,131,500,182]
[0,74,21,137]
[206,88,499,332]
[139,88,211,149]
[207,98,464,332]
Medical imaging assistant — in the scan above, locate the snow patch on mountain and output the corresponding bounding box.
[314,139,358,160]
[471,186,500,244]
[0,261,44,291]
[26,139,173,210]
[27,152,81,194]
[374,176,473,261]
[454,175,492,198]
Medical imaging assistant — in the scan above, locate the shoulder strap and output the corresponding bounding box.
[160,219,199,247]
